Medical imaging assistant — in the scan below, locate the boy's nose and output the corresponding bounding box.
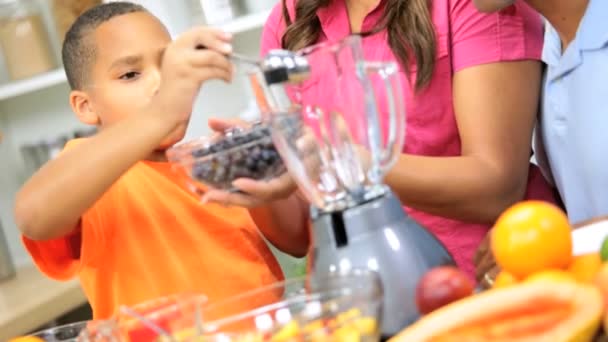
[149,70,162,96]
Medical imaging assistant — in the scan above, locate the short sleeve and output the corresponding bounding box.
[260,2,288,56]
[449,0,543,72]
[22,206,107,280]
[21,138,107,280]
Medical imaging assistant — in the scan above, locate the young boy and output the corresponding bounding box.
[14,2,309,319]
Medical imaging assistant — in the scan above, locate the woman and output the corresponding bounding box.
[205,0,556,277]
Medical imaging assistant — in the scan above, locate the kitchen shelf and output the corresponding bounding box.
[218,9,271,34]
[0,10,271,102]
[0,69,67,102]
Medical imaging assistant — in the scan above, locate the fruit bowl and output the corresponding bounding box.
[166,122,286,192]
[77,270,383,342]
[74,294,208,342]
[194,269,383,342]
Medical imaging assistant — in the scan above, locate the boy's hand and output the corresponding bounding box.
[202,118,299,208]
[151,27,233,129]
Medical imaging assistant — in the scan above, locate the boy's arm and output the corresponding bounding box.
[15,27,234,241]
[15,110,175,240]
[248,192,310,258]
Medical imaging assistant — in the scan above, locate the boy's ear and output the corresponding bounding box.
[69,90,100,125]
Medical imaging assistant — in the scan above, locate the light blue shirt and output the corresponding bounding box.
[536,0,608,223]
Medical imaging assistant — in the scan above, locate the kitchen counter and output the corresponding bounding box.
[0,264,87,340]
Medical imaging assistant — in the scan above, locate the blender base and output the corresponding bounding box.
[308,191,455,336]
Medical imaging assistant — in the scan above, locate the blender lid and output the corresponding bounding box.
[261,50,310,85]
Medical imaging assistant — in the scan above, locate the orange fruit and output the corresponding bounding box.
[568,253,603,283]
[492,270,519,289]
[525,269,577,283]
[491,200,572,279]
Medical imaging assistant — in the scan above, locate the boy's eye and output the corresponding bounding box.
[119,71,139,80]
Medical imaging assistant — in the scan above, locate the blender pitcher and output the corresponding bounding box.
[252,35,455,337]
[256,35,405,210]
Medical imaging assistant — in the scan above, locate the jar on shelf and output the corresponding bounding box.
[50,0,101,42]
[0,0,56,80]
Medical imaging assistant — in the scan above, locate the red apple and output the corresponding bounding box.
[415,266,474,315]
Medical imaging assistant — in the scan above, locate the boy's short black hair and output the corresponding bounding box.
[62,2,147,90]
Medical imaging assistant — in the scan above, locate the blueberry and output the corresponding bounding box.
[192,146,211,158]
[245,156,257,170]
[184,122,291,190]
[192,162,213,181]
[256,159,268,170]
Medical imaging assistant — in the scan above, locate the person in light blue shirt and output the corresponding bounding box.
[472,0,608,224]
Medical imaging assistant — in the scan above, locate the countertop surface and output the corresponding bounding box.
[0,264,87,341]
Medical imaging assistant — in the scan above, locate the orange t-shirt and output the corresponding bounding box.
[23,140,284,319]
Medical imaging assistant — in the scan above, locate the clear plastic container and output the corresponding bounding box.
[0,0,56,80]
[166,122,289,193]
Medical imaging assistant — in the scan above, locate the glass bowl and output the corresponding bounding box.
[192,269,382,341]
[76,294,208,342]
[30,321,88,341]
[166,123,286,192]
[77,270,382,342]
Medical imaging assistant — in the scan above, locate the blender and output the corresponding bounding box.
[249,35,456,337]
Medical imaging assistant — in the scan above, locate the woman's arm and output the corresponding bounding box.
[387,60,541,224]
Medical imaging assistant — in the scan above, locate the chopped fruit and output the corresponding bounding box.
[333,325,361,342]
[271,320,300,341]
[492,270,519,289]
[568,253,602,283]
[525,269,577,283]
[601,236,608,262]
[8,337,45,342]
[415,266,475,315]
[491,201,572,279]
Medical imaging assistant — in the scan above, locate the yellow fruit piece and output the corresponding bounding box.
[8,337,44,342]
[352,317,377,336]
[303,319,327,342]
[272,320,300,341]
[336,308,362,325]
[491,201,572,279]
[492,271,519,289]
[568,253,602,283]
[525,270,577,284]
[333,326,361,342]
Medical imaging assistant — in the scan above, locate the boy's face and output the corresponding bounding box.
[79,12,186,149]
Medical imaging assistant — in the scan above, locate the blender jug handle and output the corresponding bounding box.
[364,62,405,174]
